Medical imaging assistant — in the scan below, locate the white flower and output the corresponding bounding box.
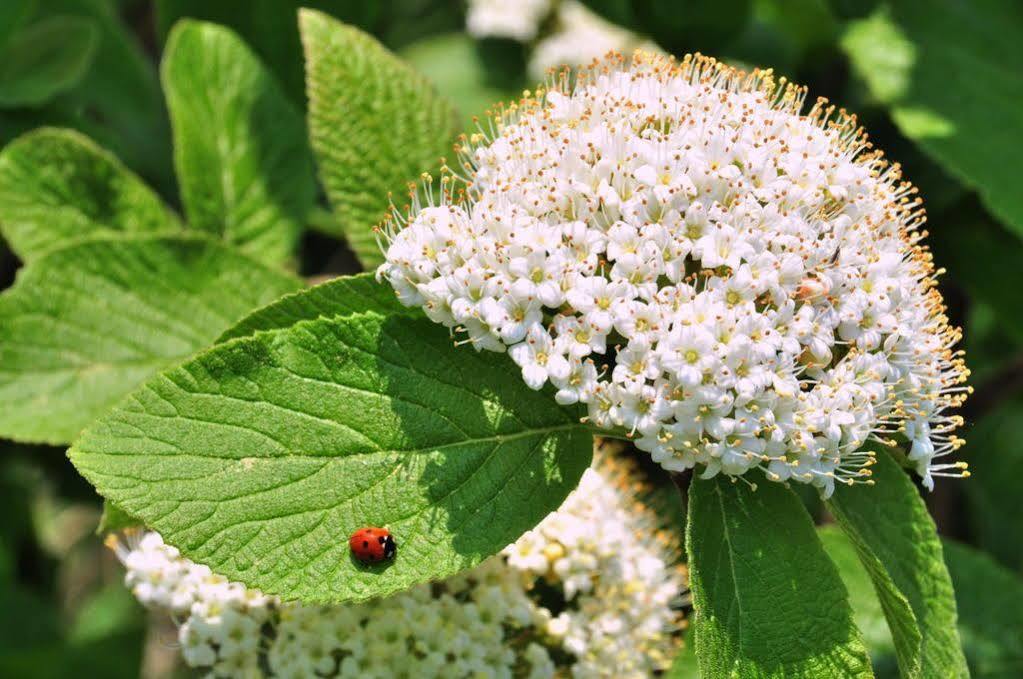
[108,444,687,678]
[466,0,552,41]
[378,51,970,493]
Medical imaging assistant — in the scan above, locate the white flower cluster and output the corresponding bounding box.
[108,450,686,678]
[377,52,970,495]
[466,0,553,42]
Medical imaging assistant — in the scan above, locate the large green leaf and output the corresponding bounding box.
[0,235,301,444]
[686,475,873,678]
[827,449,968,678]
[217,272,413,342]
[943,540,1023,678]
[155,0,381,106]
[0,128,181,261]
[0,0,37,48]
[0,15,98,108]
[301,9,459,268]
[69,312,592,603]
[841,1,1023,239]
[162,20,315,266]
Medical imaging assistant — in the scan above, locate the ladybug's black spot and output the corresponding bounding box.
[362,540,369,549]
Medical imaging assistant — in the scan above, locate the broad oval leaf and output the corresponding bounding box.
[300,9,459,268]
[0,128,181,261]
[69,312,593,604]
[841,0,1023,240]
[0,235,301,444]
[0,15,98,108]
[217,272,414,342]
[162,20,315,266]
[686,475,873,678]
[828,449,969,678]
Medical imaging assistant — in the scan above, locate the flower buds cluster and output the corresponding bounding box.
[378,52,970,495]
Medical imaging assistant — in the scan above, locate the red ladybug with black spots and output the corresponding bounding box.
[349,527,396,564]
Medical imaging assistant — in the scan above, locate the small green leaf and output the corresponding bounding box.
[0,128,181,261]
[0,15,98,108]
[217,272,414,342]
[162,20,315,266]
[827,448,969,678]
[943,540,1023,678]
[97,500,139,535]
[70,312,592,604]
[0,235,301,444]
[841,1,1023,240]
[300,9,459,268]
[686,475,873,678]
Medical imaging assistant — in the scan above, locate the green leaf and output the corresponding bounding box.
[686,475,873,678]
[0,235,301,444]
[827,448,968,678]
[96,499,139,535]
[217,272,414,342]
[301,9,459,269]
[155,0,381,106]
[0,15,98,108]
[943,540,1023,678]
[820,525,896,662]
[42,0,173,191]
[0,0,37,48]
[841,1,1023,240]
[0,128,181,261]
[162,20,315,266]
[69,312,592,604]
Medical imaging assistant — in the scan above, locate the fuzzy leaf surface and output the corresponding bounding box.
[301,9,458,268]
[0,235,300,444]
[162,20,315,265]
[217,272,413,342]
[827,449,968,678]
[0,128,180,260]
[70,312,592,603]
[686,475,873,678]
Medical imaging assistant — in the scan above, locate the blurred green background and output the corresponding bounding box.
[1,1,1021,676]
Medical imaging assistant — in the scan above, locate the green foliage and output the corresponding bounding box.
[301,9,460,268]
[0,15,98,108]
[0,0,37,48]
[686,475,873,677]
[842,0,1023,240]
[819,526,897,664]
[218,272,413,342]
[0,127,181,260]
[961,398,1023,570]
[96,499,138,534]
[69,311,592,603]
[828,449,968,678]
[0,235,301,444]
[156,0,381,106]
[581,0,753,53]
[162,20,315,265]
[943,540,1023,678]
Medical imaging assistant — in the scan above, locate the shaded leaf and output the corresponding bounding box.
[686,475,873,677]
[70,312,592,603]
[162,20,315,265]
[301,9,459,268]
[0,235,301,444]
[828,448,968,678]
[943,540,1023,678]
[0,128,181,261]
[0,15,97,108]
[841,1,1023,239]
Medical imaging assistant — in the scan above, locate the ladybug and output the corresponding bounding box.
[349,527,396,564]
